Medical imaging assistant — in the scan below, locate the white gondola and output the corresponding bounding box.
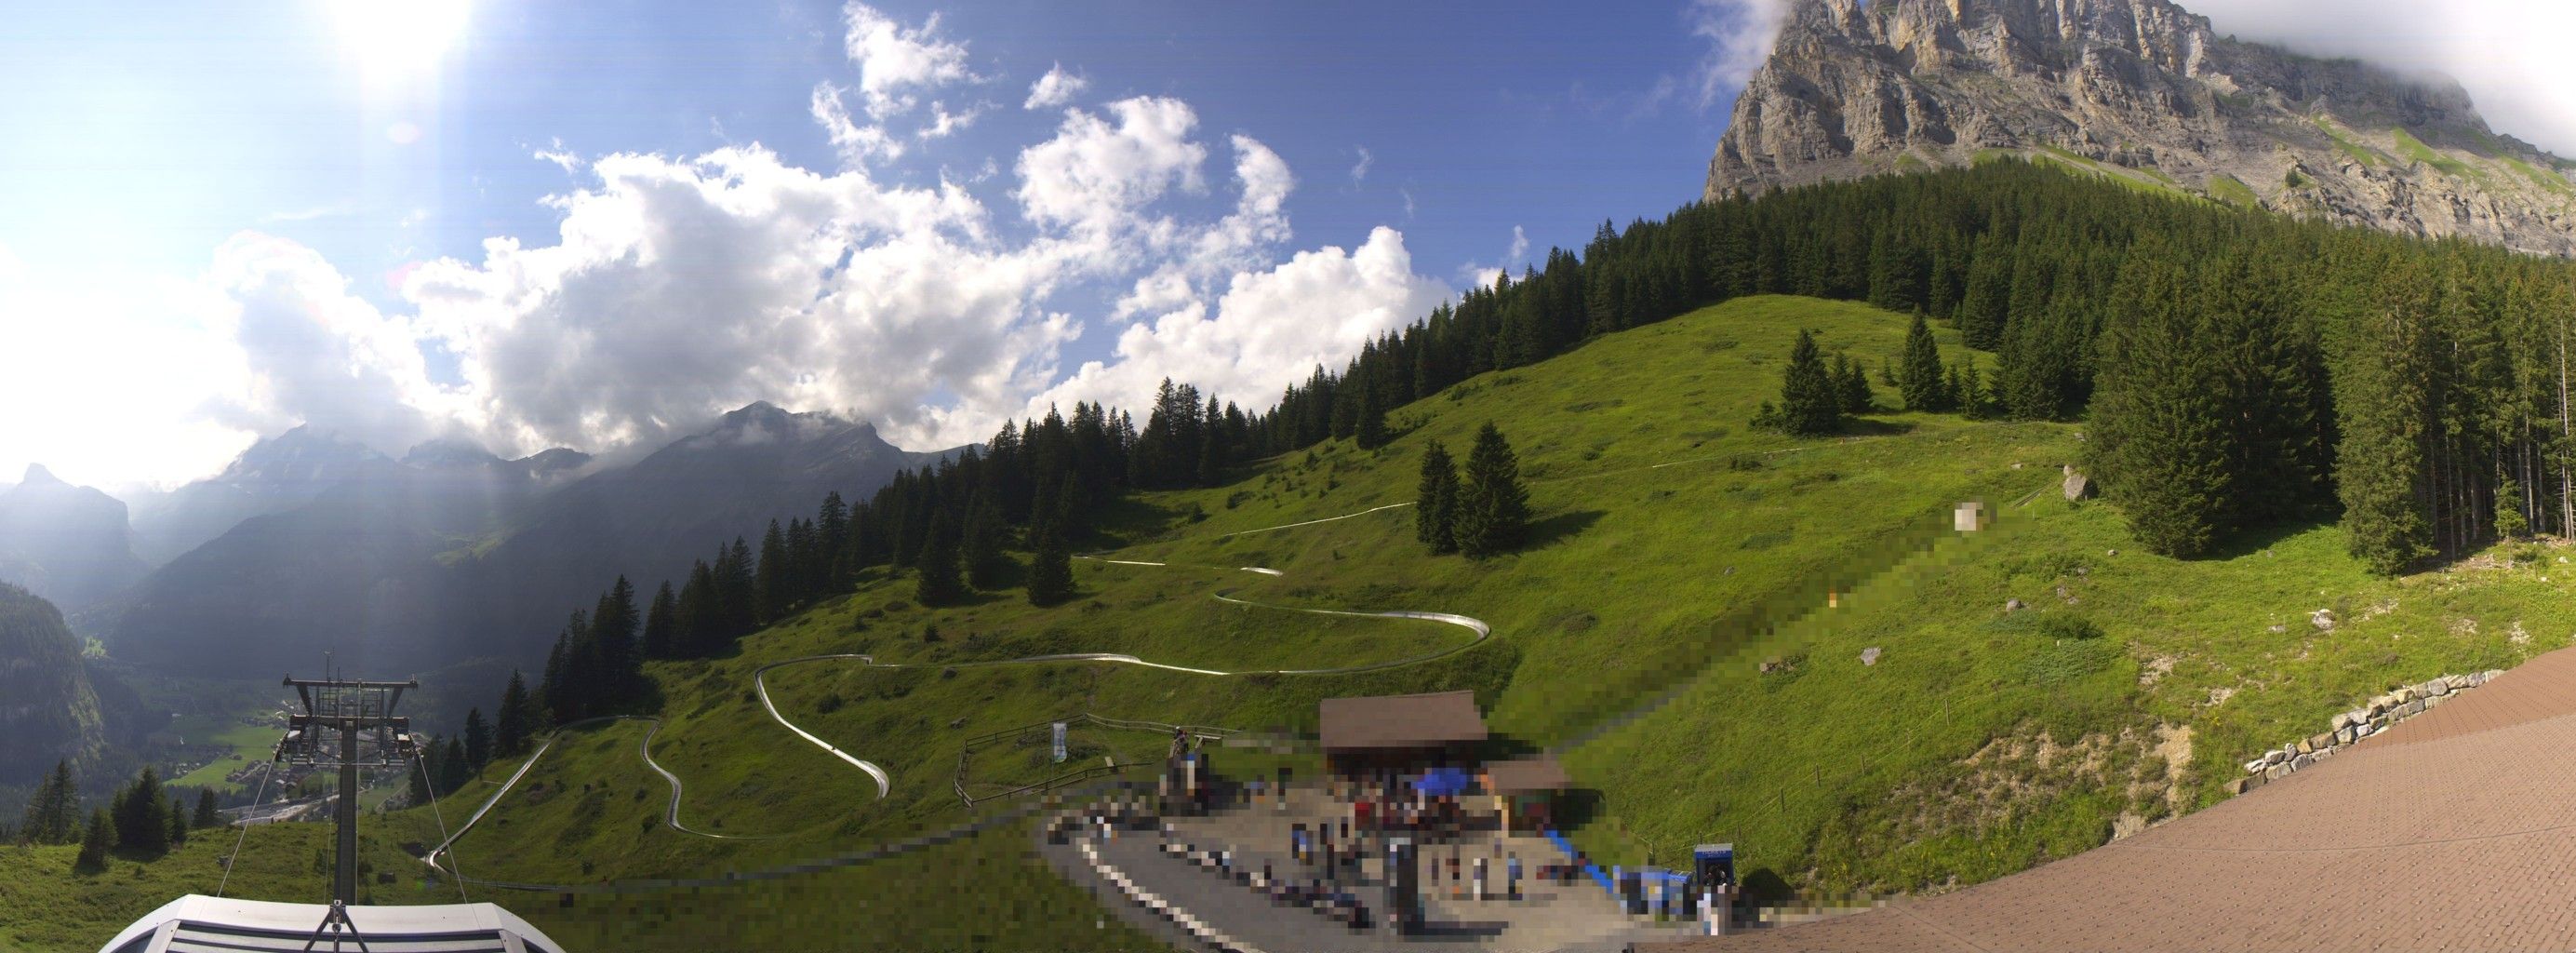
[102,669,567,953]
[96,895,565,953]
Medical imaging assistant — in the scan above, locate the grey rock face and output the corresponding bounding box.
[1708,0,2576,257]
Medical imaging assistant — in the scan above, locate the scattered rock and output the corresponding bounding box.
[2267,624,2288,634]
[1759,655,1784,673]
[2062,469,2095,501]
[2004,597,2027,612]
[2310,609,2336,631]
[1860,647,1882,666]
[949,717,968,729]
[2106,549,2119,557]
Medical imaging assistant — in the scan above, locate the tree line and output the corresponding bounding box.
[455,157,2576,770]
[15,759,220,872]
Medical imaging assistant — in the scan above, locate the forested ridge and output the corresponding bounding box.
[498,159,2576,741]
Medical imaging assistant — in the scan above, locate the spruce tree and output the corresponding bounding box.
[2088,255,2229,557]
[1415,440,1461,555]
[594,576,639,710]
[1833,353,1872,414]
[1026,528,1074,606]
[20,759,77,844]
[2498,476,2530,539]
[962,492,1006,590]
[1900,312,1948,411]
[113,768,169,854]
[167,796,188,846]
[1355,384,1389,450]
[2338,268,2437,574]
[914,509,966,606]
[74,808,113,873]
[1779,329,1843,436]
[754,519,790,623]
[642,582,677,660]
[1456,423,1531,558]
[495,670,532,758]
[462,708,492,771]
[407,750,434,807]
[193,789,220,829]
[440,737,471,794]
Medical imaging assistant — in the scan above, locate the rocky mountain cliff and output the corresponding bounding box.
[0,465,148,610]
[0,584,104,785]
[1707,0,2576,256]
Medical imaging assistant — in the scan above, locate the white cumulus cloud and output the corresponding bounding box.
[839,2,981,120]
[1023,62,1088,111]
[1037,226,1450,415]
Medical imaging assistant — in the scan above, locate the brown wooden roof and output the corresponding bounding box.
[1317,691,1488,751]
[1485,755,1571,793]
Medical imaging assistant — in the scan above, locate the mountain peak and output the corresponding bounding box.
[1711,0,2576,255]
[21,463,61,486]
[401,436,504,469]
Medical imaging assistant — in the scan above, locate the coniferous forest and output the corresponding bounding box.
[501,159,2576,736]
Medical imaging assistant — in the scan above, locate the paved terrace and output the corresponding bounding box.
[1657,644,2576,952]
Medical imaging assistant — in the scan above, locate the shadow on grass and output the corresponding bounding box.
[1525,510,1607,550]
[2197,517,2332,562]
[1839,417,1919,437]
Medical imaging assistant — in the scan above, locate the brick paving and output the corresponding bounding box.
[1654,644,2576,952]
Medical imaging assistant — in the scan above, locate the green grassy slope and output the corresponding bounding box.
[36,293,2576,947]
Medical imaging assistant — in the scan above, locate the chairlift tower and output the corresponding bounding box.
[275,671,420,906]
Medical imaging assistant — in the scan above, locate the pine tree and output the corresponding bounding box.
[1900,312,1948,411]
[74,808,113,873]
[19,759,78,844]
[2088,255,2229,557]
[914,509,966,606]
[962,491,1006,590]
[113,767,169,854]
[495,670,532,758]
[1779,329,1843,436]
[1456,423,1531,559]
[193,789,220,829]
[642,582,677,660]
[539,628,570,724]
[407,748,434,807]
[594,576,640,711]
[167,796,188,846]
[440,737,470,794]
[462,708,492,771]
[2339,266,2438,574]
[1355,384,1388,450]
[2498,476,2531,539]
[1415,440,1462,555]
[1026,527,1074,606]
[1833,353,1872,414]
[818,491,852,588]
[754,519,790,623]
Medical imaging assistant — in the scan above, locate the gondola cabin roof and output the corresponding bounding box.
[98,895,565,953]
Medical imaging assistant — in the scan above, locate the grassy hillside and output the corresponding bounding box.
[32,293,2576,948]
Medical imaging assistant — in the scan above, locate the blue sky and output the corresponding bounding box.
[7,0,2569,492]
[0,0,1766,490]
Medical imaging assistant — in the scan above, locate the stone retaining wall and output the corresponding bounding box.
[2226,670,2503,796]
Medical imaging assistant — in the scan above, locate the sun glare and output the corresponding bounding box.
[327,0,471,75]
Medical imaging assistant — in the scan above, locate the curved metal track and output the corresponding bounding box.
[421,502,1487,888]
